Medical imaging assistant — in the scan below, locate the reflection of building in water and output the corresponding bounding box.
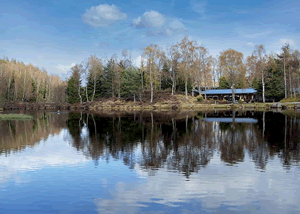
[65,112,300,178]
[204,118,258,123]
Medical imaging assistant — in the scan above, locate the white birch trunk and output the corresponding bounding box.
[262,72,265,103]
[284,59,287,99]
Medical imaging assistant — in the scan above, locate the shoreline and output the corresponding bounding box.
[89,102,297,111]
[2,96,299,112]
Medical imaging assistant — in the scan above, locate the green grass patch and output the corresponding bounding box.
[213,104,230,109]
[280,97,300,103]
[0,114,33,120]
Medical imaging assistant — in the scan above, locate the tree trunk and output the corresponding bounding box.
[85,85,89,102]
[284,59,287,99]
[22,69,26,102]
[36,82,40,103]
[112,75,114,98]
[7,76,11,101]
[141,72,144,90]
[231,84,235,103]
[118,82,121,99]
[150,64,153,103]
[150,81,153,103]
[140,71,143,100]
[185,80,188,100]
[262,72,265,103]
[298,78,300,97]
[171,80,175,95]
[289,67,292,98]
[298,61,300,97]
[92,76,96,102]
[159,73,162,91]
[78,85,82,104]
[171,69,176,95]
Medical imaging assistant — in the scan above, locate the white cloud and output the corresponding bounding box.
[132,11,166,28]
[167,19,187,34]
[242,31,273,39]
[94,42,110,48]
[83,4,127,27]
[190,0,207,16]
[133,55,142,68]
[133,55,147,68]
[145,19,187,37]
[132,10,187,37]
[279,38,296,46]
[245,42,255,47]
[55,63,76,73]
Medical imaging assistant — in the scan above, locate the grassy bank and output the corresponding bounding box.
[0,114,33,120]
[280,97,300,103]
[89,94,288,111]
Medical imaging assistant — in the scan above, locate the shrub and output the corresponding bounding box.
[196,95,203,102]
[238,99,243,104]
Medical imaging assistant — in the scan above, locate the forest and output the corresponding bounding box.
[0,37,299,104]
[0,58,66,103]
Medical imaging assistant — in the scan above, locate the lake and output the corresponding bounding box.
[0,111,299,214]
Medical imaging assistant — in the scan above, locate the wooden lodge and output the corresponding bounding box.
[194,88,257,102]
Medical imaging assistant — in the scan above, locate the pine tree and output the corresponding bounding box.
[265,59,285,101]
[66,67,81,104]
[121,67,142,101]
[100,58,116,98]
[161,61,172,90]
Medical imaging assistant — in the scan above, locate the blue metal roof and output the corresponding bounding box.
[204,118,258,123]
[200,88,257,95]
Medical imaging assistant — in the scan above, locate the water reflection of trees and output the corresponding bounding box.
[0,113,68,156]
[65,111,300,177]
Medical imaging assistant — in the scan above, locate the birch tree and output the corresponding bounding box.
[177,37,198,99]
[248,45,267,102]
[278,44,291,99]
[219,49,245,103]
[87,55,103,102]
[144,45,160,103]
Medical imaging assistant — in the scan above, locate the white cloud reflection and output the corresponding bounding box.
[0,130,89,185]
[94,154,300,214]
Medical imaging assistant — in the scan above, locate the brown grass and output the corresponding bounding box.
[89,92,292,111]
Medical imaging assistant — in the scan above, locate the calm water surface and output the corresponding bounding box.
[0,111,300,214]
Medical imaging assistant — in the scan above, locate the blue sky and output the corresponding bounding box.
[0,0,299,79]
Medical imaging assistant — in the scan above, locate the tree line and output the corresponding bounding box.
[1,37,299,104]
[67,38,300,104]
[0,58,66,103]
